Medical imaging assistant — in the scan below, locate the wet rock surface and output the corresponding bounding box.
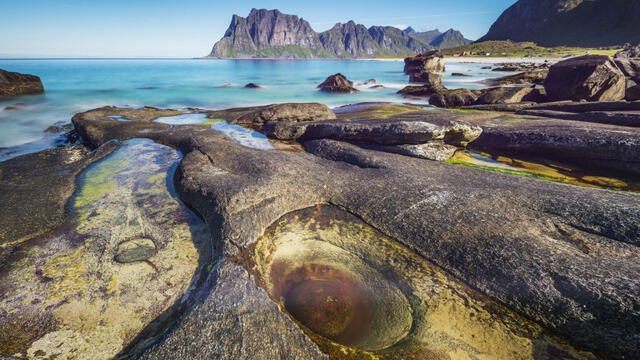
[0,139,211,359]
[62,105,640,359]
[0,69,45,97]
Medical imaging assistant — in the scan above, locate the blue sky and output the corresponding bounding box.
[0,0,516,58]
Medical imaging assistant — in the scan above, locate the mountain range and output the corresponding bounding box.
[479,0,640,47]
[208,9,471,59]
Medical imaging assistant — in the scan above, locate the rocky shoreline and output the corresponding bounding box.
[0,98,638,359]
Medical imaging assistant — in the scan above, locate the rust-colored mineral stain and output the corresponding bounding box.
[275,263,373,346]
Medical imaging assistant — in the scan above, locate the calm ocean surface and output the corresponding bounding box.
[0,59,502,155]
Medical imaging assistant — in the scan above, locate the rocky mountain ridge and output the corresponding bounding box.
[479,0,640,47]
[209,8,471,58]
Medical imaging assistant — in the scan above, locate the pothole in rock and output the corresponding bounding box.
[251,205,601,360]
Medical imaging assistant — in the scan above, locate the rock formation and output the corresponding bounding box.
[479,0,640,47]
[0,69,44,97]
[544,55,627,102]
[317,74,359,94]
[208,9,470,58]
[404,50,445,75]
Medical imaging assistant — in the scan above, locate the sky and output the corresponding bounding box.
[0,0,516,58]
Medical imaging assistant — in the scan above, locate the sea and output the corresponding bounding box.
[0,58,506,159]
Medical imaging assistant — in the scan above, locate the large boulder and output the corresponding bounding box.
[408,71,442,87]
[429,88,478,108]
[317,73,358,93]
[475,87,546,105]
[0,69,44,97]
[397,85,441,97]
[543,55,626,102]
[483,70,548,86]
[404,50,445,74]
[626,79,640,101]
[217,103,337,130]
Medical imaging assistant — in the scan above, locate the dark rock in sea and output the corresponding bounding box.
[244,83,262,89]
[451,72,470,77]
[404,50,445,75]
[429,88,478,108]
[3,106,19,111]
[476,87,545,105]
[518,109,640,128]
[544,55,626,102]
[369,84,385,89]
[360,79,377,86]
[317,73,358,93]
[0,69,45,97]
[66,105,640,359]
[408,71,442,87]
[478,0,640,47]
[483,70,548,86]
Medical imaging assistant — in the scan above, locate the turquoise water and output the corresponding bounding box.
[0,59,503,154]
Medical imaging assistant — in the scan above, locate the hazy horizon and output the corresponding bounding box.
[0,0,515,58]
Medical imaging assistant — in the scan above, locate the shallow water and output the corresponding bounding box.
[0,138,210,359]
[0,59,504,149]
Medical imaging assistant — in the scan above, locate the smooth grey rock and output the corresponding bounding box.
[475,86,545,105]
[429,88,478,108]
[544,55,626,102]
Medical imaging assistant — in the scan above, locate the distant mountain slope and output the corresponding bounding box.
[208,9,469,58]
[405,28,472,49]
[479,0,640,47]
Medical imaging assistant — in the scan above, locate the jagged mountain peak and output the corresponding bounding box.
[208,9,469,58]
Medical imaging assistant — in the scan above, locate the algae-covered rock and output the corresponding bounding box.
[0,139,210,359]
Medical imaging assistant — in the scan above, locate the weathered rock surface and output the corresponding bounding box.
[408,71,442,86]
[518,109,640,127]
[470,116,640,176]
[482,70,548,86]
[66,105,640,359]
[396,84,441,97]
[626,79,640,101]
[476,86,545,105]
[0,143,115,249]
[207,102,336,130]
[528,100,640,113]
[544,55,627,102]
[0,69,45,97]
[429,88,478,108]
[403,50,445,74]
[317,73,358,93]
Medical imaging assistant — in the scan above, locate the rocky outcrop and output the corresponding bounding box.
[479,0,640,47]
[482,70,549,86]
[408,71,442,86]
[63,105,640,359]
[396,84,441,97]
[519,109,640,127]
[0,69,45,97]
[429,88,478,108]
[476,87,545,105]
[317,74,358,94]
[544,55,626,102]
[209,9,450,59]
[404,50,445,74]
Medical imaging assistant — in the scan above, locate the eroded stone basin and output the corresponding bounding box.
[252,206,601,360]
[0,139,210,359]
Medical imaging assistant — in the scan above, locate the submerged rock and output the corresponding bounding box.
[244,83,262,89]
[544,55,626,102]
[0,139,210,359]
[317,73,358,93]
[0,69,45,97]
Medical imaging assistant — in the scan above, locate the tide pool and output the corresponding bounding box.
[0,59,506,150]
